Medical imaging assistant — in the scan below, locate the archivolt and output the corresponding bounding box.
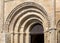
[5,2,49,33]
[57,20,60,29]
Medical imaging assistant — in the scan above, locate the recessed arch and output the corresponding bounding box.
[56,20,60,43]
[29,23,43,33]
[4,2,50,43]
[25,22,44,43]
[5,2,49,32]
[57,20,60,29]
[30,23,44,43]
[22,18,42,32]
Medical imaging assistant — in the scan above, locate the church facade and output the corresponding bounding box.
[0,0,60,43]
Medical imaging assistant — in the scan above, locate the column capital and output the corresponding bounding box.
[49,27,56,30]
[44,27,56,33]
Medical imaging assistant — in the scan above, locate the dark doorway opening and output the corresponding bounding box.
[31,34,44,43]
[30,23,44,43]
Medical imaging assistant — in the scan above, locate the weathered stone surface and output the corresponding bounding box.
[0,0,60,43]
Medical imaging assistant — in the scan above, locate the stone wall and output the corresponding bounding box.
[0,0,60,43]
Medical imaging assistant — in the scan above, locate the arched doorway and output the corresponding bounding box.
[30,23,44,43]
[5,2,49,43]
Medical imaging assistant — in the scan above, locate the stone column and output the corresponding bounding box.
[0,0,4,32]
[44,31,50,43]
[1,33,5,43]
[11,33,13,43]
[14,34,18,43]
[0,0,4,43]
[25,33,30,43]
[49,0,56,43]
[49,29,57,43]
[20,33,24,43]
[20,27,24,43]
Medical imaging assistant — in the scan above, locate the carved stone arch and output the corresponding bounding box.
[29,23,44,33]
[4,2,50,43]
[57,20,60,43]
[22,18,42,32]
[5,2,49,32]
[25,20,42,32]
[57,20,60,30]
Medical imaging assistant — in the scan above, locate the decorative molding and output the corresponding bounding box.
[44,28,57,33]
[57,20,60,28]
[4,2,50,43]
[5,2,49,32]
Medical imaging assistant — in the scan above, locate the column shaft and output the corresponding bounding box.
[0,0,4,43]
[25,33,30,43]
[20,33,23,43]
[49,29,57,43]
